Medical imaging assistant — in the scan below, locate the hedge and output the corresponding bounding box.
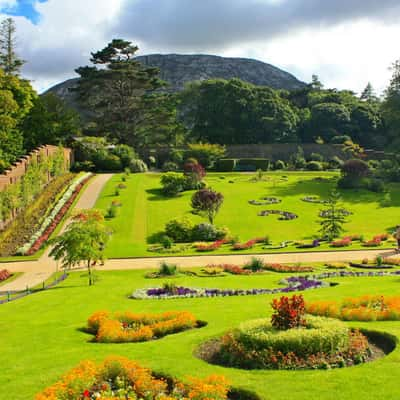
[216,159,237,172]
[236,159,270,171]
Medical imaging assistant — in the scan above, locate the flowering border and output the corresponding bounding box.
[18,173,93,255]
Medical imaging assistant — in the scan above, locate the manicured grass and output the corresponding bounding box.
[95,172,399,258]
[0,267,399,400]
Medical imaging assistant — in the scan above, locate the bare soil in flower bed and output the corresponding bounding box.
[196,330,395,370]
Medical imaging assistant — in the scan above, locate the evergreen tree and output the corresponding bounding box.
[310,74,323,90]
[318,190,348,241]
[0,18,25,75]
[74,39,178,150]
[360,82,379,103]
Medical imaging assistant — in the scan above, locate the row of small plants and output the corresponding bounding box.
[86,310,199,343]
[200,295,373,370]
[35,356,230,400]
[306,295,400,321]
[0,173,76,257]
[331,233,392,248]
[0,269,11,282]
[17,173,93,255]
[131,276,329,300]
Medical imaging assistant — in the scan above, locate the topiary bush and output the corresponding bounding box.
[192,223,229,241]
[306,161,323,171]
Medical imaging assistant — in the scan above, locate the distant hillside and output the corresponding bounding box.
[46,54,306,107]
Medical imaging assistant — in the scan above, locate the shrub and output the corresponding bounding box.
[306,161,323,171]
[160,172,187,196]
[183,161,206,189]
[165,218,193,242]
[192,223,229,241]
[185,143,226,168]
[243,257,265,272]
[271,295,306,330]
[274,160,286,170]
[105,204,118,219]
[341,159,370,179]
[130,158,148,173]
[162,161,179,172]
[309,152,324,162]
[94,153,122,171]
[367,178,385,193]
[216,158,237,172]
[158,261,178,276]
[160,235,173,249]
[328,156,343,168]
[0,269,11,282]
[330,135,351,144]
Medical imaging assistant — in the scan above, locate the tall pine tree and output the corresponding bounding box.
[0,18,25,75]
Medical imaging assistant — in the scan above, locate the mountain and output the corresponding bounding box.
[46,54,306,107]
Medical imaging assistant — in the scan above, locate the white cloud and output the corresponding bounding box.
[0,0,17,10]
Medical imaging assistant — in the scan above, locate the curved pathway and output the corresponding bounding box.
[1,172,399,291]
[0,174,113,292]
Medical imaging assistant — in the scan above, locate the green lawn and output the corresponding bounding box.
[0,267,399,400]
[94,172,400,258]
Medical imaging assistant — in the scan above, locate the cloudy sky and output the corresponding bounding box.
[2,0,400,94]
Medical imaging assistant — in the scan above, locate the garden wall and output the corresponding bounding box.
[0,145,73,192]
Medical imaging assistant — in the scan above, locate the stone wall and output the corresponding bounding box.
[0,145,73,192]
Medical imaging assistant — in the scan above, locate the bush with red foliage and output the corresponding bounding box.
[233,239,257,250]
[330,237,352,247]
[271,295,306,331]
[0,269,11,282]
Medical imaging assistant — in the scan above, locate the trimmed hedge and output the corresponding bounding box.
[215,158,270,172]
[236,315,349,357]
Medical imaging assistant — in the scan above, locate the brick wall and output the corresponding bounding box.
[0,145,72,192]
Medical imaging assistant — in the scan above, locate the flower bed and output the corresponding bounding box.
[233,239,257,250]
[35,356,230,400]
[18,173,93,255]
[325,262,348,269]
[349,262,393,269]
[319,208,352,218]
[249,197,281,205]
[306,295,400,321]
[131,277,330,300]
[302,196,329,204]
[87,310,199,343]
[263,263,314,273]
[0,269,11,282]
[258,210,298,220]
[195,239,228,252]
[331,237,352,247]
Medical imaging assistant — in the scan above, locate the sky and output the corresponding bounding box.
[1,0,400,94]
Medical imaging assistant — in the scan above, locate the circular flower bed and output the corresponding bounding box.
[131,277,330,300]
[198,294,388,371]
[249,197,281,205]
[302,196,329,204]
[35,356,230,400]
[87,310,200,342]
[306,295,400,321]
[258,210,298,220]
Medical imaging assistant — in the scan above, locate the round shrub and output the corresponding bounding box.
[341,159,370,179]
[274,160,286,170]
[130,159,148,173]
[309,152,324,162]
[191,223,229,241]
[306,161,323,171]
[165,218,193,242]
[160,172,187,196]
[162,161,179,172]
[328,156,343,169]
[236,315,350,357]
[368,178,385,193]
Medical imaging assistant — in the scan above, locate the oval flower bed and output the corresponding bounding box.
[87,310,200,343]
[35,356,230,400]
[301,196,329,204]
[18,172,93,255]
[249,197,281,205]
[198,295,386,370]
[258,210,298,220]
[306,295,400,321]
[131,277,330,300]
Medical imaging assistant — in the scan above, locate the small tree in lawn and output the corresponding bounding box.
[319,190,347,241]
[191,188,223,225]
[49,209,110,286]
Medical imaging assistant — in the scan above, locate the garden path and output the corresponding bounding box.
[0,173,114,292]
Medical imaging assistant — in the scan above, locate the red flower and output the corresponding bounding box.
[83,389,90,397]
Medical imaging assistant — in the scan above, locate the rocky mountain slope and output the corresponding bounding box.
[46,54,306,106]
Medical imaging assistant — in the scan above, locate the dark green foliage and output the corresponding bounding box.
[338,159,370,189]
[22,93,81,150]
[244,257,265,272]
[309,152,324,162]
[0,18,25,75]
[306,161,323,171]
[367,178,385,193]
[162,161,179,172]
[158,261,178,275]
[130,159,148,173]
[160,173,188,196]
[330,135,351,144]
[274,160,286,170]
[236,159,270,171]
[185,143,226,168]
[165,218,193,242]
[191,223,228,241]
[215,159,237,172]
